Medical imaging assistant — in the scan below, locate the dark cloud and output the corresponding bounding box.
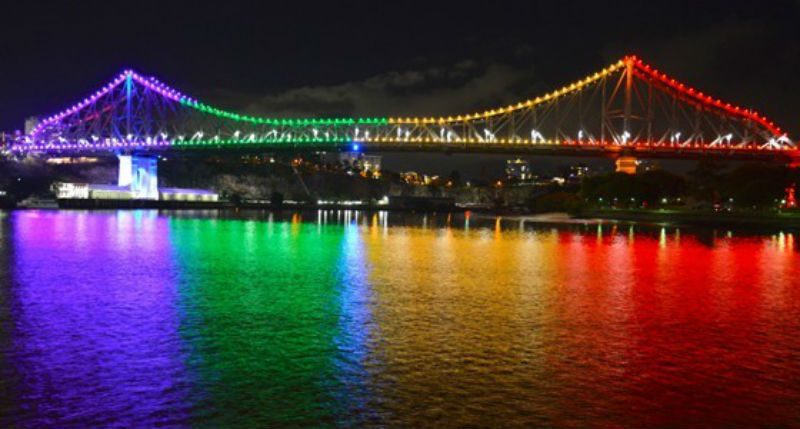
[208,60,536,119]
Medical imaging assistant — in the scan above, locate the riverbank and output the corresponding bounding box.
[575,208,800,229]
[13,199,800,230]
[35,198,469,213]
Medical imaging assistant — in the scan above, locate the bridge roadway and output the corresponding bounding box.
[42,140,800,164]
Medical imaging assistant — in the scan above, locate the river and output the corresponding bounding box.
[0,210,798,427]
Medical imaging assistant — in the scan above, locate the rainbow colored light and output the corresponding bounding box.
[14,55,793,154]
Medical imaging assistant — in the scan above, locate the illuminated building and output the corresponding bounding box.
[638,160,661,172]
[569,164,591,178]
[506,158,533,182]
[52,181,218,202]
[339,152,382,177]
[45,157,101,165]
[159,188,219,201]
[401,171,422,185]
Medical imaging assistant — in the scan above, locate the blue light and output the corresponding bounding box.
[351,143,360,152]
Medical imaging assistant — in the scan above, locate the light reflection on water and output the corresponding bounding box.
[0,209,799,428]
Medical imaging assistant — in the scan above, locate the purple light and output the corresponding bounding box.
[11,140,173,153]
[26,69,197,143]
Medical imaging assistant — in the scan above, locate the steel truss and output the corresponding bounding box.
[12,57,795,158]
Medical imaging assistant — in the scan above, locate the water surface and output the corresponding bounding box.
[1,210,799,427]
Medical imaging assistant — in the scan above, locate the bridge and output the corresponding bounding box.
[8,55,799,197]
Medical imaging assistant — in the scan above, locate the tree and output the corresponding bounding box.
[529,191,582,213]
[447,170,462,186]
[580,170,687,207]
[720,163,793,209]
[687,158,727,203]
[270,191,284,206]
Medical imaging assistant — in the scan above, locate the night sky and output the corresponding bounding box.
[1,1,798,175]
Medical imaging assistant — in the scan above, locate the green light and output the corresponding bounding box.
[179,97,387,126]
[172,136,355,147]
[167,217,354,426]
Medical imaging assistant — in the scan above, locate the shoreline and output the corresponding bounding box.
[7,200,800,230]
[13,198,470,213]
[573,208,800,229]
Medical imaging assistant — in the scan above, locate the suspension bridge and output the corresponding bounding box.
[7,55,799,197]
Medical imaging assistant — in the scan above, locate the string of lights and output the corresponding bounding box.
[13,56,794,154]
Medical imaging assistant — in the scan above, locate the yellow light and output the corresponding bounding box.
[435,57,629,129]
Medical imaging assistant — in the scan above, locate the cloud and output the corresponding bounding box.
[206,59,536,119]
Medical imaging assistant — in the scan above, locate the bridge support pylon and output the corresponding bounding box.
[117,154,159,199]
[615,155,639,174]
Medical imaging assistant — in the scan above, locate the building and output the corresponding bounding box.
[400,172,443,186]
[400,171,422,185]
[45,157,101,165]
[638,160,661,172]
[562,164,594,184]
[361,155,382,176]
[506,158,533,182]
[339,152,382,176]
[53,183,133,200]
[52,182,218,202]
[159,188,219,202]
[569,164,591,179]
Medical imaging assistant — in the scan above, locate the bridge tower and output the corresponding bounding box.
[117,155,159,199]
[623,56,634,139]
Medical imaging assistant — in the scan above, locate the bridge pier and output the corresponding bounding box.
[615,155,639,174]
[117,154,159,199]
